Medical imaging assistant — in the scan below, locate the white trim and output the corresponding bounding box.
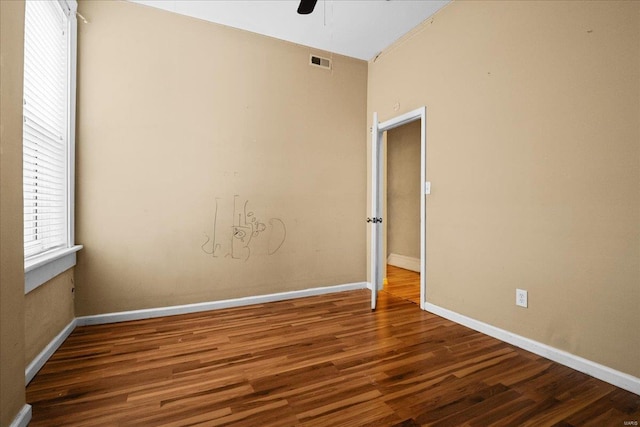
[67,0,78,248]
[23,0,79,280]
[25,245,82,272]
[387,253,420,272]
[419,107,426,311]
[9,405,32,427]
[373,106,427,310]
[24,283,366,385]
[424,302,640,396]
[26,318,77,385]
[77,282,368,326]
[24,245,83,294]
[370,112,380,310]
[57,0,78,15]
[379,108,424,131]
[21,283,640,399]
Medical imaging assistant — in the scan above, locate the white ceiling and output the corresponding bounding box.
[129,0,450,61]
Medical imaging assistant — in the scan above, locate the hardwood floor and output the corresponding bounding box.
[27,290,639,426]
[385,264,420,305]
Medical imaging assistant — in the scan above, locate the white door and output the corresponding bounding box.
[370,113,382,310]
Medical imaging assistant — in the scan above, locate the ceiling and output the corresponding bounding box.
[128,0,451,61]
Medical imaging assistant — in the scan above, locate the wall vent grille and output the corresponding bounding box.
[310,54,331,70]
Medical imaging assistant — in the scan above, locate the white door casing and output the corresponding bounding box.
[369,107,427,310]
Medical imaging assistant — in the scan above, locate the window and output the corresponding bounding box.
[23,0,81,293]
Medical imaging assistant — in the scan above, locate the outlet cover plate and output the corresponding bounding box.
[516,289,528,308]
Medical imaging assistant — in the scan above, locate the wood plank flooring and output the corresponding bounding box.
[26,290,639,426]
[385,265,420,305]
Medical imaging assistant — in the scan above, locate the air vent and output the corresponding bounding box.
[310,54,331,70]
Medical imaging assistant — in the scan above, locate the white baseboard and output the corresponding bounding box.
[26,282,367,385]
[9,404,32,427]
[26,318,77,385]
[76,282,368,326]
[387,253,420,272]
[26,283,638,397]
[424,302,640,396]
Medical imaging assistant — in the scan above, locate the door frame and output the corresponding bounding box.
[370,106,427,310]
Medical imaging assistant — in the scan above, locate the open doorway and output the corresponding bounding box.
[369,107,426,311]
[384,120,422,305]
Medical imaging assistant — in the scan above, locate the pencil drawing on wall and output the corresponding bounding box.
[201,195,286,261]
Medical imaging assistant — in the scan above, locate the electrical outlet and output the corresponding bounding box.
[516,289,528,308]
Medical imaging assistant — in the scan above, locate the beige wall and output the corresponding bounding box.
[387,121,421,260]
[0,1,27,425]
[368,0,640,377]
[75,1,368,315]
[24,270,75,366]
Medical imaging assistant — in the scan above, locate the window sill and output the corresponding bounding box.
[25,245,83,294]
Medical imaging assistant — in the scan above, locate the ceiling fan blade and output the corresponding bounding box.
[297,0,318,15]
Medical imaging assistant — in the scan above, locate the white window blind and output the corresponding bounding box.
[23,0,70,259]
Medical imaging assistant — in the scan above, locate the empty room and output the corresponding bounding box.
[1,0,638,426]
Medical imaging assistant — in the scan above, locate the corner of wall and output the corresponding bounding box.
[0,0,27,425]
